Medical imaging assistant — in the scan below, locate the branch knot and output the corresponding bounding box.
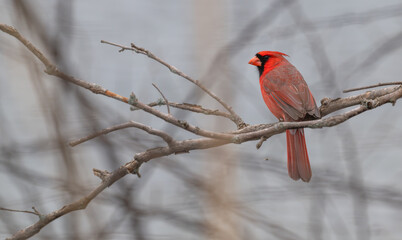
[128,92,138,105]
[93,168,111,183]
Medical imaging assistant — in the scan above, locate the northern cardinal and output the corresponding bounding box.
[249,51,320,182]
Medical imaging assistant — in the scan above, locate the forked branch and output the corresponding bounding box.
[101,40,247,129]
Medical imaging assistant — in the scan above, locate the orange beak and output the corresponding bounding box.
[248,56,261,67]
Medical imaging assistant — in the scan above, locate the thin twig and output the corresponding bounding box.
[99,40,132,52]
[70,120,174,146]
[31,207,42,216]
[132,100,237,140]
[343,82,402,93]
[101,40,247,129]
[132,101,233,119]
[0,207,39,216]
[152,83,170,115]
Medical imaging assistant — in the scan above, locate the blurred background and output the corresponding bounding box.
[1,0,402,239]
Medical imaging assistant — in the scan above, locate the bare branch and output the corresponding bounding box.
[74,85,402,153]
[343,82,402,93]
[133,101,233,119]
[152,83,171,115]
[101,40,247,129]
[320,86,400,116]
[0,207,39,217]
[6,160,140,240]
[69,120,174,146]
[0,24,237,140]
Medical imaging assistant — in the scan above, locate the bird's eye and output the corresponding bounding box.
[262,55,270,61]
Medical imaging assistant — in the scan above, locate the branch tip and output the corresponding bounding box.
[256,136,268,149]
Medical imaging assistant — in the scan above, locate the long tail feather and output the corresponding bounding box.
[286,129,311,182]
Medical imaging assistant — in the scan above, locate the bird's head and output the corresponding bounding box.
[249,51,289,76]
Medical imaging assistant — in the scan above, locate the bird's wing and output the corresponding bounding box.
[261,64,319,120]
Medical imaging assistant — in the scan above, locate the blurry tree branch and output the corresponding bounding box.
[69,120,174,147]
[0,207,40,217]
[1,23,402,240]
[151,83,171,115]
[343,82,402,93]
[132,101,234,119]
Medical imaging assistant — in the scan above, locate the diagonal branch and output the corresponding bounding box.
[0,207,39,217]
[152,83,171,115]
[0,24,236,140]
[133,101,233,119]
[101,40,247,129]
[6,161,141,240]
[69,120,174,147]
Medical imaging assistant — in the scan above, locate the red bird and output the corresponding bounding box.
[249,51,320,182]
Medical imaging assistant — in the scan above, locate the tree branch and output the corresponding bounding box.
[343,81,402,93]
[0,207,40,217]
[6,161,140,240]
[0,23,239,140]
[320,85,400,116]
[69,120,174,147]
[152,83,171,115]
[101,40,247,129]
[132,101,233,119]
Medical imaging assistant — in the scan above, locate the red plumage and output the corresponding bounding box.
[249,51,320,182]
